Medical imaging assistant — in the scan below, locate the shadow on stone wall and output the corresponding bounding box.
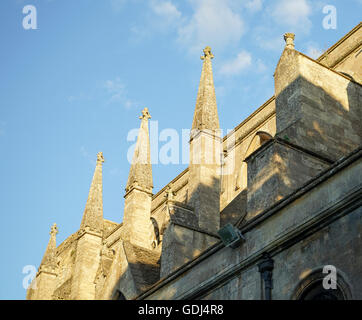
[275,75,361,162]
[159,176,221,279]
[245,74,361,221]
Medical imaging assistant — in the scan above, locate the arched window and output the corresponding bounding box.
[236,131,273,190]
[292,268,352,300]
[299,279,345,300]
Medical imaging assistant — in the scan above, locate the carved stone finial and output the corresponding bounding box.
[201,46,214,60]
[284,33,295,49]
[139,107,151,121]
[50,223,58,236]
[97,152,105,164]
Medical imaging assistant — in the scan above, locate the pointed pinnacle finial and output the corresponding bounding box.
[50,223,58,236]
[139,107,151,121]
[97,152,105,165]
[80,151,104,233]
[39,223,58,272]
[201,46,214,60]
[284,33,295,49]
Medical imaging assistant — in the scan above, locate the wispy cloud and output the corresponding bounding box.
[306,44,323,59]
[255,32,285,52]
[269,0,313,34]
[104,77,126,103]
[104,77,137,109]
[219,51,252,76]
[128,0,245,54]
[150,0,182,25]
[177,0,245,54]
[244,0,263,12]
[219,51,268,77]
[130,0,182,40]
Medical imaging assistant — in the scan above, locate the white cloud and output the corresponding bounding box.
[219,51,252,76]
[104,77,136,108]
[150,0,181,22]
[255,32,285,52]
[306,45,323,59]
[244,0,263,12]
[177,0,245,54]
[147,0,183,32]
[270,0,313,34]
[130,1,182,39]
[105,77,126,103]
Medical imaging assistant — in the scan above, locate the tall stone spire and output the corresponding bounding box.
[39,223,58,270]
[71,153,105,300]
[123,108,154,249]
[80,152,104,233]
[188,47,222,234]
[125,108,153,194]
[192,46,220,131]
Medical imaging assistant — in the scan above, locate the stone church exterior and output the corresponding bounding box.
[27,23,362,300]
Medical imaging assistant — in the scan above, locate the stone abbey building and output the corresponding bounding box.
[27,23,362,300]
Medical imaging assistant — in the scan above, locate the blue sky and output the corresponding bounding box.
[0,0,360,300]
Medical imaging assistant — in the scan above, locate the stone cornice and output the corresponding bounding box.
[37,266,58,277]
[189,129,222,144]
[317,22,362,67]
[243,137,334,165]
[76,226,103,240]
[124,185,153,198]
[171,221,219,239]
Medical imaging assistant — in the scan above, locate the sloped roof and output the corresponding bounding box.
[123,241,161,292]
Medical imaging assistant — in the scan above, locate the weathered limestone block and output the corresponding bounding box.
[70,232,102,299]
[275,47,362,161]
[30,272,57,300]
[160,221,219,279]
[245,139,330,220]
[188,130,221,233]
[123,188,153,249]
